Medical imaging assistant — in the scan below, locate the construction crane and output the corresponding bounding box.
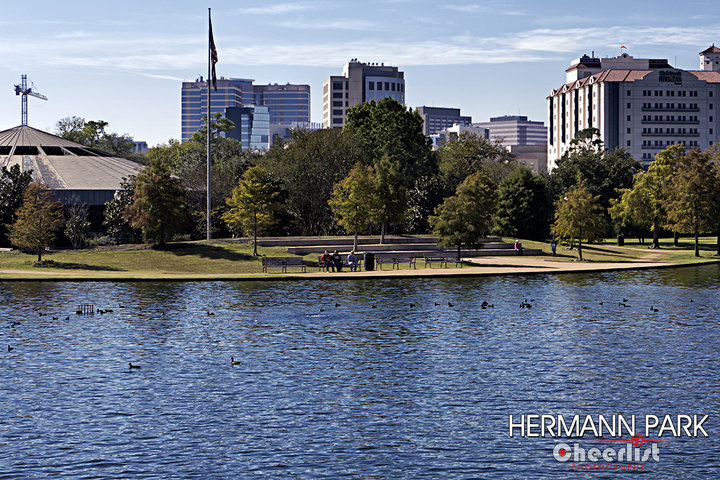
[14,74,47,126]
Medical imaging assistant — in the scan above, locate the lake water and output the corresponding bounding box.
[2,265,720,478]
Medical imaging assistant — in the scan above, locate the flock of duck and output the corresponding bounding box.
[5,294,668,370]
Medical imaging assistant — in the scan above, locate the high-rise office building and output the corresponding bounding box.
[547,46,720,169]
[323,59,405,128]
[181,78,310,148]
[224,106,270,151]
[473,116,547,147]
[416,107,472,136]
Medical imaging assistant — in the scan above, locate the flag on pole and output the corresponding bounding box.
[621,45,627,50]
[209,16,218,91]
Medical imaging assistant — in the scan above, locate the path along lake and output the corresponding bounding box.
[2,265,720,479]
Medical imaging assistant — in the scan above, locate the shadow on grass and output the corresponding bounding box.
[33,261,125,271]
[159,243,256,262]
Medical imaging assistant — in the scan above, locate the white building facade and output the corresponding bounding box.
[547,46,720,170]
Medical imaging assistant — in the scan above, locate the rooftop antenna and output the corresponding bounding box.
[14,74,47,126]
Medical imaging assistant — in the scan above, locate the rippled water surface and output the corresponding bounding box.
[2,265,720,478]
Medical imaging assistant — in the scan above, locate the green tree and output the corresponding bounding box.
[438,131,515,192]
[123,158,190,246]
[0,164,34,246]
[329,163,378,251]
[8,183,64,262]
[493,167,552,240]
[609,144,684,248]
[663,149,719,257]
[103,177,136,245]
[55,117,137,158]
[551,178,606,261]
[221,166,281,256]
[63,195,91,249]
[258,128,364,235]
[429,171,497,260]
[548,128,641,219]
[371,155,407,243]
[344,98,433,183]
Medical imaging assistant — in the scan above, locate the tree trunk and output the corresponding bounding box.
[577,240,583,261]
[456,244,461,261]
[380,223,386,245]
[651,221,660,249]
[674,231,680,247]
[694,230,699,258]
[253,212,258,257]
[37,248,42,263]
[353,230,358,252]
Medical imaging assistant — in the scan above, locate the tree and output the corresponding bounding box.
[344,98,433,184]
[221,166,281,256]
[438,131,515,192]
[64,196,91,249]
[55,117,137,158]
[609,144,684,248]
[258,128,364,235]
[123,158,190,246]
[103,177,136,245]
[429,171,497,260]
[493,167,552,240]
[548,128,641,220]
[329,163,378,252]
[0,164,34,246]
[371,155,407,243]
[551,178,606,261]
[8,183,64,262]
[663,149,719,257]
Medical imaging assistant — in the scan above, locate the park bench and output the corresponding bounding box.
[262,256,307,273]
[317,253,364,272]
[391,256,417,270]
[424,255,463,268]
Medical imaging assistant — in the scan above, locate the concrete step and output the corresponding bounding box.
[302,248,543,258]
[288,243,445,255]
[251,236,440,247]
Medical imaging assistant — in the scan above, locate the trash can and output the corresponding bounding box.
[364,252,375,271]
[617,234,625,246]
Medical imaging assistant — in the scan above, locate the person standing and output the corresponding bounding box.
[551,239,557,256]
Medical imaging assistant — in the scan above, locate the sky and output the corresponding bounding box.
[1,0,718,147]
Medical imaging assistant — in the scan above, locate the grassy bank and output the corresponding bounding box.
[0,236,715,280]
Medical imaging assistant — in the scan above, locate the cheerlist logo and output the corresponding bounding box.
[509,414,709,471]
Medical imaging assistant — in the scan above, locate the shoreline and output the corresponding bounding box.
[0,257,717,282]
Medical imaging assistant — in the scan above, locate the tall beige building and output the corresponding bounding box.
[322,59,405,128]
[547,46,720,170]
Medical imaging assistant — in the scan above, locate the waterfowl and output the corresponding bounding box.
[128,363,141,369]
[231,357,241,366]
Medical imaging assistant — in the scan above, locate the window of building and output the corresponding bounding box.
[627,115,631,121]
[333,92,343,99]
[627,140,631,146]
[385,82,389,90]
[332,81,343,90]
[391,83,395,91]
[369,82,374,90]
[627,90,631,96]
[627,103,631,109]
[711,129,714,135]
[627,127,631,133]
[333,109,343,116]
[333,101,342,107]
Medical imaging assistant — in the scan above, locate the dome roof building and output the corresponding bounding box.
[0,125,143,205]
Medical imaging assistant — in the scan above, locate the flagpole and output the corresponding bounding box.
[206,7,212,241]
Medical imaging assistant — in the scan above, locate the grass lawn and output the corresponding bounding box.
[0,236,716,280]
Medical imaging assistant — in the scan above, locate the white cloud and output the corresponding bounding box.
[237,3,316,15]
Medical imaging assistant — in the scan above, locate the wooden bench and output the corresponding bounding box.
[317,254,364,272]
[262,256,306,273]
[424,255,463,268]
